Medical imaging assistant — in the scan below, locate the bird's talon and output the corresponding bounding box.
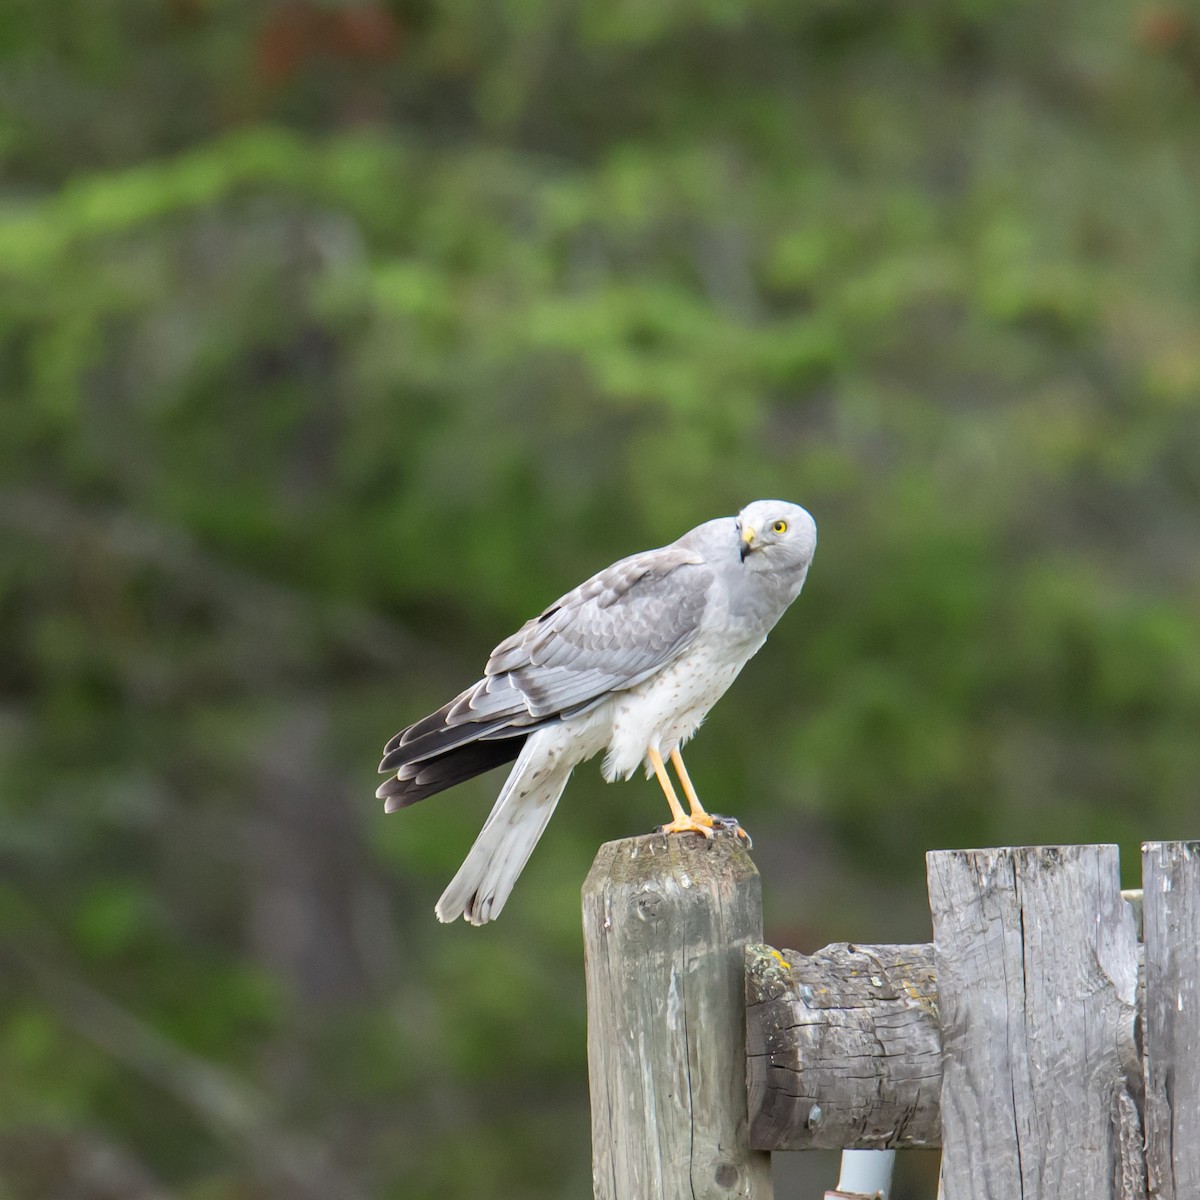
[706,814,753,847]
[657,816,716,839]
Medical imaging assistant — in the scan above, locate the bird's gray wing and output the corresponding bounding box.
[478,544,714,720]
[383,544,714,769]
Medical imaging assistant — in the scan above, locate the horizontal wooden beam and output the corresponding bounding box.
[745,941,942,1151]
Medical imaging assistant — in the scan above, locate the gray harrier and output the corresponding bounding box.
[378,499,817,924]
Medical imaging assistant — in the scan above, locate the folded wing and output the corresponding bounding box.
[377,544,713,809]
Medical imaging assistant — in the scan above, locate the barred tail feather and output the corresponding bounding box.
[435,732,571,925]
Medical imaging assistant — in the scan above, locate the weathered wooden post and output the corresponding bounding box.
[583,831,772,1200]
[1142,841,1200,1200]
[927,845,1141,1200]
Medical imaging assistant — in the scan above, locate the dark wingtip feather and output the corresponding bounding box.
[376,775,408,798]
[382,694,464,760]
[378,744,408,773]
[379,716,515,773]
[378,735,526,812]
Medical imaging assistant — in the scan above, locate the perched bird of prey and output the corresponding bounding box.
[378,500,817,924]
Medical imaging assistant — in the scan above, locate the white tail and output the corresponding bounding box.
[435,732,572,925]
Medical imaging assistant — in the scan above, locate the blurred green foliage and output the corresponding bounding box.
[2,1,1200,1196]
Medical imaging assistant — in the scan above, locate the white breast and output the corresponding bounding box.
[599,637,764,782]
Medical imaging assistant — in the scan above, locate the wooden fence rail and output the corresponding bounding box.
[582,835,1200,1200]
[745,941,940,1152]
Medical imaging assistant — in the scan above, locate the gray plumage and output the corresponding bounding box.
[378,499,817,924]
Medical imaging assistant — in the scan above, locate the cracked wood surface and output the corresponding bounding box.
[1142,841,1200,1200]
[745,941,941,1151]
[927,845,1141,1200]
[582,832,773,1200]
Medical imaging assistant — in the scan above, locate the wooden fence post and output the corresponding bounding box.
[927,846,1140,1200]
[583,831,773,1200]
[1142,841,1200,1200]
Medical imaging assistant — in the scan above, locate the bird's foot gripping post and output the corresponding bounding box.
[658,813,753,848]
[582,831,773,1200]
[649,747,753,844]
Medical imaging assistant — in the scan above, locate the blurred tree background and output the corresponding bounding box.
[3,0,1200,1196]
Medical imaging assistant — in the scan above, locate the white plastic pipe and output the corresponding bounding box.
[825,1148,896,1199]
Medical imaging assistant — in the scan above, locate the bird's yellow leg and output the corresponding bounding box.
[648,747,713,839]
[670,746,751,842]
[669,748,713,824]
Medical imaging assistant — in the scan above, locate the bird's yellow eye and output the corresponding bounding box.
[772,520,788,534]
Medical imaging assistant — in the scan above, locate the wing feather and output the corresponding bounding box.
[379,543,713,776]
[481,545,712,719]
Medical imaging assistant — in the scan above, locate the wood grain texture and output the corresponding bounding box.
[1113,1089,1148,1200]
[927,846,1140,1200]
[745,942,941,1151]
[583,831,773,1200]
[1142,841,1200,1200]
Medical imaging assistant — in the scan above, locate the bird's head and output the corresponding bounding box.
[736,500,817,572]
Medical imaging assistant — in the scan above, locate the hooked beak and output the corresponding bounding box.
[739,525,757,562]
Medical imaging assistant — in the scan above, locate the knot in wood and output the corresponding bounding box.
[630,886,671,926]
[713,1160,740,1189]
